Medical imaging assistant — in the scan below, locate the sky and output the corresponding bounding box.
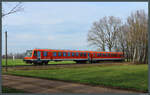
[2,2,148,54]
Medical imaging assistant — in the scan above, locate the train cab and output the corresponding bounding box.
[23,49,49,65]
[23,50,34,64]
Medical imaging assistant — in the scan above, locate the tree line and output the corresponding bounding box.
[87,10,148,64]
[2,52,25,59]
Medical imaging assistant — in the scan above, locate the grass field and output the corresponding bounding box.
[2,86,27,93]
[3,64,148,92]
[2,59,75,66]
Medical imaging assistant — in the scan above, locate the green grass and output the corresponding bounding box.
[2,59,75,66]
[2,59,30,66]
[3,64,148,92]
[2,86,27,93]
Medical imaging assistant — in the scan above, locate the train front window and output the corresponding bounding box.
[25,50,33,57]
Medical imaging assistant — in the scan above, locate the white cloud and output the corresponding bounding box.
[3,14,64,26]
[2,2,148,53]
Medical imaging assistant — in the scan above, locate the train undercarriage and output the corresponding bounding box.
[23,58,124,65]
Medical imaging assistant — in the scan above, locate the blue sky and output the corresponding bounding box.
[2,2,148,54]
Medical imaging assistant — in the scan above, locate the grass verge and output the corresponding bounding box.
[2,59,75,66]
[3,64,148,92]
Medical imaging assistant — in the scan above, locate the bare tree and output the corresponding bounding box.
[125,10,148,63]
[88,16,121,52]
[88,19,107,51]
[105,16,122,52]
[2,2,23,18]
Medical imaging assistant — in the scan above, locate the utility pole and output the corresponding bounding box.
[0,2,2,93]
[5,31,8,72]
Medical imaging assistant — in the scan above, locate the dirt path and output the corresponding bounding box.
[2,75,142,94]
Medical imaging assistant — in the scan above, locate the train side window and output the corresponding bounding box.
[76,52,79,56]
[63,52,66,56]
[80,53,82,56]
[84,53,86,57]
[68,52,71,56]
[72,52,74,56]
[99,53,101,56]
[88,53,90,56]
[43,51,47,56]
[34,51,37,56]
[53,52,57,56]
[58,52,61,56]
[103,53,105,56]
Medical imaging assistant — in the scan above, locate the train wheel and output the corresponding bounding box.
[38,62,43,65]
[76,61,87,64]
[33,62,38,65]
[44,62,48,65]
[75,61,80,64]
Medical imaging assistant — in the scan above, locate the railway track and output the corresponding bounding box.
[2,62,127,68]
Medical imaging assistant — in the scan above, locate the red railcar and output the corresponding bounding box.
[23,49,124,65]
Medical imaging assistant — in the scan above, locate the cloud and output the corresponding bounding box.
[2,2,148,54]
[3,14,64,26]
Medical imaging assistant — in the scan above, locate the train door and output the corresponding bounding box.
[88,53,92,63]
[37,51,41,59]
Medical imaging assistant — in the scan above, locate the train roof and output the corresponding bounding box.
[32,49,123,54]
